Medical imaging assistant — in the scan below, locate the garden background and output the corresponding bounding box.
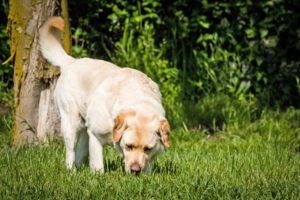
[0,0,299,198]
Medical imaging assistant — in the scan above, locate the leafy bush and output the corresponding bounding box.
[66,0,300,125]
[159,0,300,106]
[1,0,300,127]
[68,0,300,105]
[69,0,183,124]
[184,94,260,131]
[0,1,12,104]
[108,14,182,125]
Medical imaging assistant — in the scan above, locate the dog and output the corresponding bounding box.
[39,17,170,174]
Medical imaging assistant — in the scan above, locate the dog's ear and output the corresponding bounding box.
[112,113,128,142]
[157,119,171,147]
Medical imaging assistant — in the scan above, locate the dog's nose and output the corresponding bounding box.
[130,163,141,174]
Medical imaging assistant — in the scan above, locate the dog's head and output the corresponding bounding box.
[112,111,170,174]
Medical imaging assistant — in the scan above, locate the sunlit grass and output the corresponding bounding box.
[0,108,299,199]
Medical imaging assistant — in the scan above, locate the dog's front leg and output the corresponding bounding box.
[144,161,153,174]
[88,130,104,174]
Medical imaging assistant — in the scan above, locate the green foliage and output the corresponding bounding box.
[1,0,300,126]
[66,0,300,125]
[0,0,12,104]
[191,44,251,99]
[159,0,300,106]
[108,7,182,125]
[69,1,183,124]
[184,94,259,131]
[0,108,300,199]
[1,2,299,196]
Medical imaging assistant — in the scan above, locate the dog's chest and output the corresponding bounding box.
[95,132,113,145]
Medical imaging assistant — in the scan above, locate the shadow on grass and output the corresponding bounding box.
[104,158,124,172]
[182,94,262,132]
[152,160,178,174]
[102,158,179,174]
[104,159,178,174]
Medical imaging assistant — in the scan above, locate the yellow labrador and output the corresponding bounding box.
[39,17,170,174]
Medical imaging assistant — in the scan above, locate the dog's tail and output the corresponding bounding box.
[39,17,74,68]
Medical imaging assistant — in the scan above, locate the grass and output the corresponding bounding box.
[0,108,300,199]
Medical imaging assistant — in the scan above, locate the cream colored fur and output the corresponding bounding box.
[39,17,170,174]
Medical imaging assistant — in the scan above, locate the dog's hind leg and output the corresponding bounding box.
[60,110,83,170]
[75,129,89,168]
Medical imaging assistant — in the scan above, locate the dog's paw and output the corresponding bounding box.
[66,165,77,174]
[90,167,104,175]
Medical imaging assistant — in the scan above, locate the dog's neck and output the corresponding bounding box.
[114,101,165,120]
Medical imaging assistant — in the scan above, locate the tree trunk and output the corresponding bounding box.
[8,0,71,145]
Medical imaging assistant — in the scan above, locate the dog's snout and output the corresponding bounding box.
[130,163,141,174]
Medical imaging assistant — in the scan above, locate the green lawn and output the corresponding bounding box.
[0,109,300,199]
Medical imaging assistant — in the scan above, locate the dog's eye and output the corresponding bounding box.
[125,144,134,150]
[144,146,153,152]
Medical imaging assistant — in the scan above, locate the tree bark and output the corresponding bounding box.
[8,0,71,145]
